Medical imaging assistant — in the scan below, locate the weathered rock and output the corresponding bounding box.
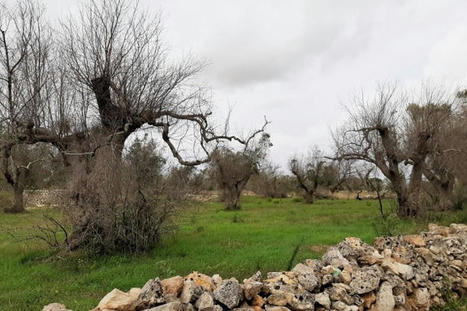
[331,301,348,311]
[361,291,376,309]
[292,263,315,275]
[146,301,183,311]
[137,278,165,308]
[243,271,263,300]
[195,292,214,310]
[180,280,203,304]
[287,289,315,310]
[95,288,141,311]
[449,223,467,233]
[297,272,320,292]
[265,306,291,311]
[349,266,382,294]
[328,283,354,305]
[211,274,222,288]
[381,258,414,280]
[267,292,289,306]
[428,223,450,236]
[394,293,406,305]
[339,266,352,284]
[185,271,215,291]
[213,278,243,309]
[184,303,196,311]
[42,303,71,311]
[263,273,297,295]
[409,287,430,311]
[322,247,350,268]
[251,294,265,307]
[161,276,184,298]
[403,235,426,247]
[315,292,331,309]
[374,282,395,311]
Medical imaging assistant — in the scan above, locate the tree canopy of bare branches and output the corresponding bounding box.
[212,129,271,210]
[334,85,457,217]
[289,146,352,203]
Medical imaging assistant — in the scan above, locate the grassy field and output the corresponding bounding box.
[0,196,466,310]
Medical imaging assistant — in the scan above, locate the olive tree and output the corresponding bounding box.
[334,86,454,217]
[211,129,271,210]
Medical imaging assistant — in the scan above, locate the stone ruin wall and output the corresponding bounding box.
[44,223,467,311]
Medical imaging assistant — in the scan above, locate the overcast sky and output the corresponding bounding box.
[42,0,467,169]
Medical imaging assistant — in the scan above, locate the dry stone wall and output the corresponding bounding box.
[44,223,466,311]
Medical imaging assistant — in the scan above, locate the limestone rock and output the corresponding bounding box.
[266,292,289,306]
[195,292,214,310]
[213,278,243,309]
[403,235,426,247]
[361,291,376,309]
[243,271,263,300]
[42,303,71,311]
[251,294,265,307]
[185,271,215,291]
[297,271,320,292]
[95,288,141,311]
[180,279,203,304]
[287,289,315,310]
[328,283,354,305]
[349,266,382,294]
[409,287,430,311]
[381,258,414,280]
[315,292,331,309]
[146,301,183,311]
[161,276,184,298]
[375,282,395,311]
[322,247,350,268]
[137,278,164,308]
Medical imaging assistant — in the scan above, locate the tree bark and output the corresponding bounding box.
[10,182,25,213]
[304,191,315,204]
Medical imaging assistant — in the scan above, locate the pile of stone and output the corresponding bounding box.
[44,223,466,311]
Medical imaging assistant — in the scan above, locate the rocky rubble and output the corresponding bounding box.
[44,223,466,311]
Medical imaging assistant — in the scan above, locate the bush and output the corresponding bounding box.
[68,192,175,253]
[371,201,404,236]
[66,139,178,254]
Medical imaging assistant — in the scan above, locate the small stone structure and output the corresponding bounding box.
[24,189,68,208]
[44,223,466,311]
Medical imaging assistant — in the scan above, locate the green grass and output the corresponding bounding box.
[0,197,466,310]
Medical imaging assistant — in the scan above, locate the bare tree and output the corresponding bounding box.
[1,0,267,252]
[0,0,57,212]
[56,0,268,248]
[212,130,271,210]
[289,146,326,204]
[334,86,454,217]
[249,161,290,198]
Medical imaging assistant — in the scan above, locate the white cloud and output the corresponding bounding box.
[24,0,467,167]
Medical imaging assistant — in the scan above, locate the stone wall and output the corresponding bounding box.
[24,189,68,208]
[44,223,466,311]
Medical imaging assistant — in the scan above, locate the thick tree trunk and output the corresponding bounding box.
[223,185,242,210]
[66,133,128,250]
[3,159,27,213]
[11,183,25,213]
[396,191,419,218]
[304,191,315,204]
[4,182,26,213]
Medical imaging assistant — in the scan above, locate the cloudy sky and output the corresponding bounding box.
[43,0,467,169]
